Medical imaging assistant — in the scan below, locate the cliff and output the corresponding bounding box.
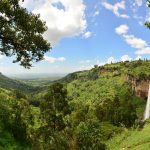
[126,75,150,100]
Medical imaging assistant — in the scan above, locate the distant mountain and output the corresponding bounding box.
[0,73,37,93]
[8,73,67,79]
[55,70,88,83]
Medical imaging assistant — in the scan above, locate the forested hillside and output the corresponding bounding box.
[0,73,38,93]
[0,60,150,150]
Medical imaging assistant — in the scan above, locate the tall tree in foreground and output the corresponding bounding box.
[0,0,51,68]
[39,83,70,149]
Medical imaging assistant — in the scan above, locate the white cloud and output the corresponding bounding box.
[138,21,144,26]
[21,0,87,44]
[136,47,150,54]
[133,15,144,21]
[44,56,66,63]
[121,55,132,62]
[123,35,147,49]
[135,55,142,60]
[83,31,92,39]
[145,11,150,22]
[115,24,150,54]
[115,24,129,35]
[129,1,143,24]
[0,55,4,60]
[102,1,129,18]
[95,60,105,66]
[135,0,143,7]
[107,57,116,64]
[94,11,100,16]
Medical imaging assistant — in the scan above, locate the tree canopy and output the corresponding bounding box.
[0,0,51,68]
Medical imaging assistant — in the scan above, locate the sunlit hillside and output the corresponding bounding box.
[0,60,149,149]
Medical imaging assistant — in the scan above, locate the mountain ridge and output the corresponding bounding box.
[0,72,38,93]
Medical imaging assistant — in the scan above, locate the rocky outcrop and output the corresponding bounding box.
[126,75,150,99]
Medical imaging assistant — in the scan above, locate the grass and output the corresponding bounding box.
[106,121,150,150]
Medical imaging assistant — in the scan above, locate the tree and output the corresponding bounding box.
[0,0,51,68]
[39,83,70,148]
[75,120,106,150]
[88,65,99,80]
[96,82,137,127]
[10,99,33,144]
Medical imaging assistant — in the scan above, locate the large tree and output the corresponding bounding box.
[0,0,51,68]
[40,83,70,133]
[38,83,70,149]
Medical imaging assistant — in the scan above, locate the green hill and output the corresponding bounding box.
[0,73,37,93]
[54,60,150,85]
[0,60,150,150]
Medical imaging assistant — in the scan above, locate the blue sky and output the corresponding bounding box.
[0,0,150,75]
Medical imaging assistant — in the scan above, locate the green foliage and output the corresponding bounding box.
[0,88,33,149]
[106,122,150,150]
[10,99,33,143]
[103,60,150,79]
[0,60,149,150]
[0,73,38,93]
[95,82,137,127]
[40,83,70,132]
[75,120,106,150]
[33,83,71,149]
[0,0,51,68]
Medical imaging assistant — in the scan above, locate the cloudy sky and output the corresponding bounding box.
[1,0,150,75]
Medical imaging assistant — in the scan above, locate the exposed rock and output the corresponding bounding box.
[126,75,150,100]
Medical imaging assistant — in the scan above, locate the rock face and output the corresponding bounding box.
[126,75,150,100]
[133,80,149,99]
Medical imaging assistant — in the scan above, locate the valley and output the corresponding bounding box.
[1,0,150,149]
[0,60,150,150]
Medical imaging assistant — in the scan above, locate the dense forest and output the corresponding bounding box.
[0,60,150,150]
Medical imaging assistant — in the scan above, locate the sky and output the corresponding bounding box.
[0,0,150,75]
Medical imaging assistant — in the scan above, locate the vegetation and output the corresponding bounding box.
[19,76,64,87]
[0,88,32,149]
[0,60,149,149]
[0,0,150,149]
[106,121,150,150]
[0,72,39,93]
[0,0,51,68]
